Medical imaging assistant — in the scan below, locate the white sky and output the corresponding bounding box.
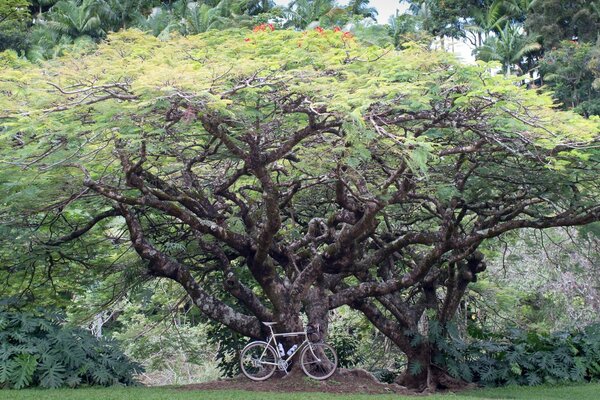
[273,0,408,24]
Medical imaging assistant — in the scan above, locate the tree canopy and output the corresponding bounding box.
[1,27,599,389]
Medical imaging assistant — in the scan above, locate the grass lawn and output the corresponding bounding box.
[1,383,599,400]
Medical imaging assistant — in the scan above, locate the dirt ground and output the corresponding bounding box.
[178,368,418,395]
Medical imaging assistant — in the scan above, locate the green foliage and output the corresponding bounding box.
[540,41,600,117]
[405,0,490,38]
[0,311,141,389]
[205,318,246,378]
[44,0,107,38]
[437,322,600,386]
[0,0,30,24]
[284,0,335,29]
[525,0,600,48]
[475,22,540,75]
[0,0,30,53]
[109,282,220,385]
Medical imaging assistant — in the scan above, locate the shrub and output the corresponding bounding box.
[436,322,600,386]
[0,311,142,389]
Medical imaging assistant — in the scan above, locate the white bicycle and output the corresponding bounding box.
[239,322,338,381]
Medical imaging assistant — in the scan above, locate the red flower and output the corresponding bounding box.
[314,26,324,34]
[244,37,251,42]
[342,31,353,39]
[333,26,342,32]
[252,23,274,33]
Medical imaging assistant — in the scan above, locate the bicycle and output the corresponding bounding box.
[239,321,338,381]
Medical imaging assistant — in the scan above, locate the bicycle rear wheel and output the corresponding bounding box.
[300,342,337,380]
[240,342,277,381]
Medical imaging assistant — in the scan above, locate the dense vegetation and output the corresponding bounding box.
[0,312,141,389]
[0,0,599,393]
[1,1,599,116]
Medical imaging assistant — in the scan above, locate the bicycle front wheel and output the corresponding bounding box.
[240,341,277,381]
[300,342,338,380]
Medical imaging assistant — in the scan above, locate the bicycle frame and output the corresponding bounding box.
[264,325,310,363]
[255,324,326,371]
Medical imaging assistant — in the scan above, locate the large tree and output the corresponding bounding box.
[525,0,600,47]
[1,28,599,390]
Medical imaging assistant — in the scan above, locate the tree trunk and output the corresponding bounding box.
[396,342,466,391]
[396,343,431,391]
[305,282,329,340]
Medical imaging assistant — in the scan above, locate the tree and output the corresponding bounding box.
[104,0,155,31]
[284,0,335,29]
[346,0,377,20]
[0,0,31,52]
[44,0,108,39]
[242,0,275,15]
[539,41,600,116]
[1,29,599,390]
[525,0,600,48]
[465,0,508,47]
[0,0,29,25]
[476,22,541,76]
[405,0,493,39]
[178,2,229,34]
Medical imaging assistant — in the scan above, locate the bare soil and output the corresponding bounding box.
[178,368,418,395]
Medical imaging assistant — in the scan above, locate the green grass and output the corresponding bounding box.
[0,383,599,400]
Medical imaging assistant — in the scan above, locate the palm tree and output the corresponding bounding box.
[105,0,154,31]
[179,2,226,35]
[503,0,540,22]
[466,0,508,47]
[242,0,274,15]
[407,1,435,34]
[476,23,541,76]
[347,0,377,19]
[137,7,178,39]
[285,0,335,29]
[45,0,108,39]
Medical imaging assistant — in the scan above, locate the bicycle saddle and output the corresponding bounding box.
[262,322,277,326]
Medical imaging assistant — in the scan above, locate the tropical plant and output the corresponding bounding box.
[436,322,600,386]
[465,0,508,47]
[0,0,30,52]
[502,0,540,22]
[104,0,156,31]
[173,0,256,35]
[44,0,109,39]
[525,0,600,47]
[0,0,30,26]
[346,0,377,19]
[0,311,141,389]
[540,41,600,116]
[137,7,178,39]
[476,23,541,75]
[241,0,274,15]
[284,0,335,29]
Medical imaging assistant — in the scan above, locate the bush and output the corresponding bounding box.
[437,322,600,386]
[0,311,142,389]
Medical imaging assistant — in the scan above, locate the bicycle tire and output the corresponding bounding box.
[240,341,278,381]
[300,342,338,380]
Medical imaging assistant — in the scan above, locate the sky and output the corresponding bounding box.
[273,0,409,24]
